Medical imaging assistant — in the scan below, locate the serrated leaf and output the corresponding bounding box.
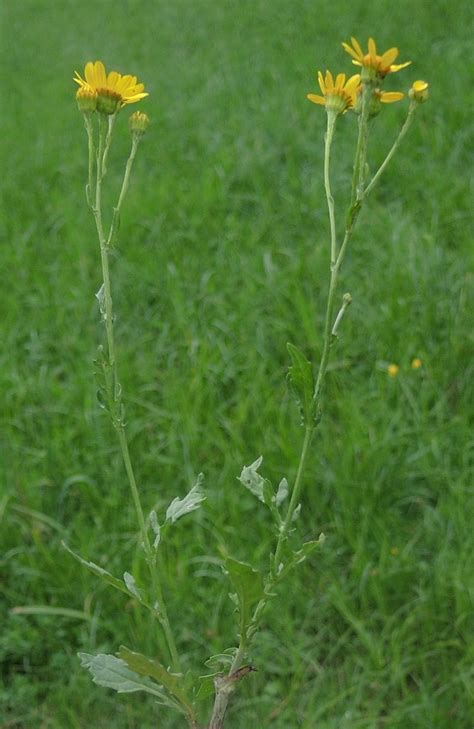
[165,474,205,524]
[225,557,264,634]
[123,572,142,601]
[62,542,130,597]
[118,646,193,715]
[276,478,289,507]
[287,343,315,425]
[78,653,178,709]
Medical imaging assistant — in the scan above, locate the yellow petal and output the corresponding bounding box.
[84,62,96,86]
[380,91,404,103]
[390,61,412,72]
[368,37,377,59]
[342,42,361,62]
[307,93,326,106]
[107,70,121,90]
[351,36,364,58]
[345,74,361,93]
[335,73,346,89]
[413,80,428,92]
[318,70,326,94]
[94,61,107,87]
[380,47,399,68]
[123,92,149,104]
[116,74,133,92]
[325,70,334,91]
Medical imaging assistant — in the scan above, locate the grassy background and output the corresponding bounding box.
[1,0,473,726]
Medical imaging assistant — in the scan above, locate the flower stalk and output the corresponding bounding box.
[85,110,181,675]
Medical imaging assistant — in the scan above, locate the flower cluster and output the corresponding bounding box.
[308,36,428,118]
[74,61,148,115]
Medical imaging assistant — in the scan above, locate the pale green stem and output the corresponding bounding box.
[88,115,181,674]
[364,106,416,197]
[102,113,117,178]
[107,136,139,247]
[324,111,337,268]
[351,84,371,204]
[84,114,95,208]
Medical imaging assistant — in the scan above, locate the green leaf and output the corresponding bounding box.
[78,653,179,710]
[149,510,161,549]
[287,343,315,425]
[123,572,143,602]
[275,478,289,507]
[62,542,130,597]
[293,534,325,564]
[165,474,205,524]
[238,456,265,502]
[119,646,193,715]
[225,557,264,632]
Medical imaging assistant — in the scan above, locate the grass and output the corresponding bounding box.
[1,0,473,726]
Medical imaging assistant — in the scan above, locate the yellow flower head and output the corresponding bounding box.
[342,37,411,82]
[387,363,400,378]
[411,357,423,369]
[409,80,429,103]
[74,61,148,115]
[307,70,361,115]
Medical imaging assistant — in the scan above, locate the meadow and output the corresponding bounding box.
[1,0,473,727]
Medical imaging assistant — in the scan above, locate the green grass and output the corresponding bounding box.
[1,0,473,726]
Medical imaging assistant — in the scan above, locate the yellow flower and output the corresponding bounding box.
[307,70,361,115]
[409,80,429,103]
[411,357,423,369]
[74,61,148,114]
[387,363,400,378]
[342,37,411,81]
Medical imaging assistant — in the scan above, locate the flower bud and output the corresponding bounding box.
[409,80,429,103]
[129,111,150,136]
[76,86,97,113]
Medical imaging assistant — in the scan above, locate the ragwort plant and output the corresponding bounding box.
[68,40,429,728]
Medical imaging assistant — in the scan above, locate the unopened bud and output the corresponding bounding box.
[129,111,150,136]
[76,86,97,113]
[409,80,429,103]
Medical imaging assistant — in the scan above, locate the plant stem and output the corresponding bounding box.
[324,112,337,268]
[364,106,416,197]
[88,115,181,674]
[351,84,371,204]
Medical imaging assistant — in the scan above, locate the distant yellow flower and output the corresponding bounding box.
[411,357,423,369]
[307,70,361,115]
[342,37,411,81]
[387,363,400,378]
[74,61,148,114]
[409,80,429,103]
